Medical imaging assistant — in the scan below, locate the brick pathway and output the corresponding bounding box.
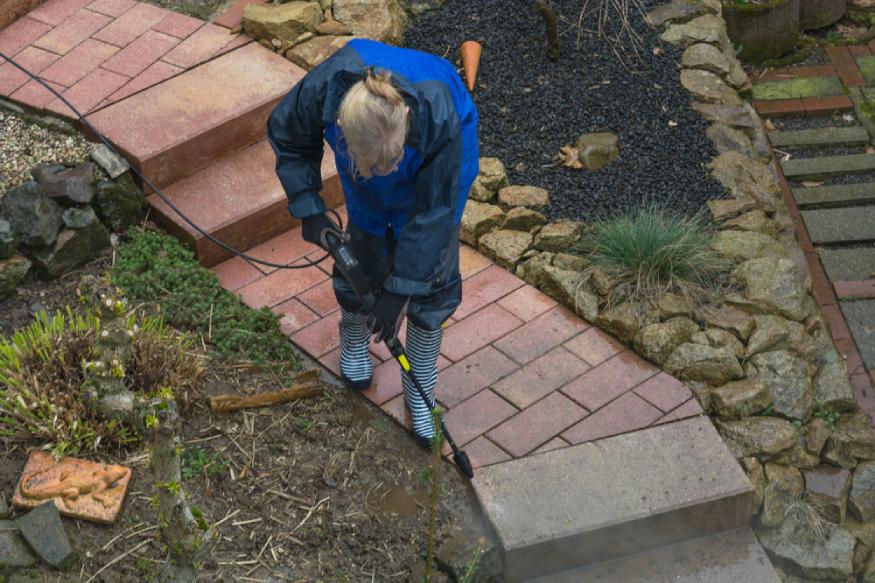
[212,211,704,470]
[0,0,249,117]
[753,47,875,416]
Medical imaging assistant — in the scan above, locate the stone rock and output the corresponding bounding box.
[657,292,693,318]
[31,162,96,205]
[804,418,831,457]
[682,43,730,75]
[90,144,130,179]
[16,502,74,568]
[242,1,323,41]
[502,207,546,231]
[761,463,804,528]
[692,102,755,128]
[774,440,821,470]
[706,122,757,157]
[850,461,875,522]
[0,218,16,259]
[333,0,407,44]
[804,465,851,524]
[498,185,549,210]
[0,181,62,248]
[691,327,745,359]
[758,508,855,580]
[0,255,31,299]
[746,315,791,357]
[573,288,600,323]
[576,132,619,170]
[646,1,703,26]
[741,457,766,514]
[633,317,699,365]
[679,69,741,105]
[710,230,786,264]
[460,201,505,246]
[748,351,813,421]
[732,257,808,322]
[552,252,587,272]
[435,532,501,583]
[717,417,798,458]
[786,321,816,362]
[710,379,772,419]
[709,151,782,212]
[94,175,143,233]
[0,520,36,569]
[285,34,356,69]
[515,251,552,286]
[723,209,777,236]
[660,15,725,47]
[745,104,771,159]
[61,206,99,229]
[479,230,532,269]
[814,360,856,414]
[664,342,743,384]
[595,303,638,343]
[533,220,581,252]
[827,413,875,466]
[700,304,755,339]
[707,197,758,222]
[0,496,8,518]
[315,17,350,35]
[588,267,615,297]
[727,60,752,92]
[469,157,509,203]
[539,265,583,307]
[30,222,110,278]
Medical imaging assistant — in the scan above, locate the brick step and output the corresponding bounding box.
[86,42,304,188]
[802,206,875,244]
[782,153,875,179]
[770,126,870,149]
[792,182,875,209]
[526,528,780,583]
[147,139,342,267]
[473,416,753,583]
[835,279,875,300]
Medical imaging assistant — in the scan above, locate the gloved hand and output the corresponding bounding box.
[301,213,341,249]
[367,290,409,343]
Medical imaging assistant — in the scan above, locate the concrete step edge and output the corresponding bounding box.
[792,181,875,209]
[769,126,870,149]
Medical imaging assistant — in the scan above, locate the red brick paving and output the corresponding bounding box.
[436,346,520,408]
[754,98,805,117]
[655,398,704,425]
[442,304,524,362]
[28,0,92,26]
[488,392,587,457]
[834,279,875,300]
[237,262,327,309]
[462,437,511,469]
[562,392,662,444]
[493,306,589,365]
[10,77,66,108]
[823,305,853,340]
[46,65,128,116]
[496,285,557,322]
[453,265,525,320]
[563,326,625,366]
[532,436,569,455]
[444,389,518,446]
[38,38,118,86]
[92,2,165,46]
[561,350,658,411]
[634,372,693,413]
[31,8,111,55]
[214,0,265,29]
[803,95,855,116]
[297,278,339,316]
[161,23,236,68]
[87,0,136,18]
[151,11,202,39]
[0,17,53,56]
[108,59,182,101]
[0,45,59,94]
[101,30,180,77]
[492,346,589,409]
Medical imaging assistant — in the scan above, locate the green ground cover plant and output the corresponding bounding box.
[112,229,297,366]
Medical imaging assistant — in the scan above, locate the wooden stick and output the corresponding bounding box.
[535,0,560,61]
[209,369,323,413]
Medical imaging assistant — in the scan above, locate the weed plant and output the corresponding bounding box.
[112,229,297,365]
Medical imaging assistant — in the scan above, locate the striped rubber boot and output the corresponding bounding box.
[338,308,373,390]
[402,322,442,446]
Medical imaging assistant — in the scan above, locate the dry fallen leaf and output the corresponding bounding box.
[800,181,824,187]
[668,120,678,127]
[558,145,583,169]
[764,119,777,131]
[843,113,855,122]
[652,47,662,56]
[866,145,875,154]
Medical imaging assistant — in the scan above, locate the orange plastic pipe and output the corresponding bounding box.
[460,40,482,92]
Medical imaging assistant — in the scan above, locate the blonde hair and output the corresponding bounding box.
[337,71,408,179]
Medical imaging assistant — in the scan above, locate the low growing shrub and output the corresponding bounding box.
[112,229,298,365]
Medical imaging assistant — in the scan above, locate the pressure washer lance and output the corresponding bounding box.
[320,227,475,480]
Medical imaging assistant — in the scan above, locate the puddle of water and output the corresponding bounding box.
[369,484,430,518]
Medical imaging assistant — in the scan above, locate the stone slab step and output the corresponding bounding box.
[86,43,305,188]
[842,300,875,368]
[781,153,875,179]
[769,126,870,149]
[819,246,875,280]
[802,206,875,244]
[472,416,753,583]
[792,182,875,208]
[526,528,780,583]
[147,139,342,267]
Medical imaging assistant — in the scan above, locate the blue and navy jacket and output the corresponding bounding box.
[267,39,479,297]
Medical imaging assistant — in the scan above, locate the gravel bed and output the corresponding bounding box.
[404,0,726,222]
[0,109,93,195]
[771,112,859,131]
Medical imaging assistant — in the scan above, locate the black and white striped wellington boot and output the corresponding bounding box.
[402,322,442,450]
[338,308,373,390]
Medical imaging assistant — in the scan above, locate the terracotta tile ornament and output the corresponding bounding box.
[12,451,132,524]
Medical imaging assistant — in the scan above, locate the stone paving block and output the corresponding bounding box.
[454,265,525,320]
[101,29,180,77]
[459,244,492,279]
[538,527,780,583]
[27,0,92,26]
[441,304,524,362]
[212,255,261,291]
[214,0,265,29]
[87,0,135,17]
[91,1,167,46]
[361,357,403,406]
[0,46,59,95]
[561,351,658,412]
[802,206,875,243]
[87,43,305,188]
[161,23,237,68]
[488,392,587,458]
[436,345,520,408]
[493,306,588,365]
[828,46,855,64]
[751,76,844,100]
[444,389,518,446]
[107,59,182,101]
[379,393,408,427]
[654,398,704,425]
[803,95,854,116]
[562,326,625,366]
[819,246,875,281]
[496,285,557,322]
[463,436,511,469]
[852,45,872,58]
[9,78,66,108]
[31,8,111,54]
[492,346,589,409]
[782,154,875,180]
[151,10,203,39]
[562,391,662,444]
[633,372,693,413]
[0,520,36,568]
[0,17,52,56]
[531,436,569,455]
[793,182,875,209]
[290,310,340,358]
[835,279,875,299]
[216,32,250,56]
[297,278,338,316]
[769,126,870,149]
[222,203,317,272]
[39,38,118,87]
[15,502,72,568]
[835,67,866,89]
[474,416,753,582]
[754,98,805,117]
[237,260,326,309]
[46,66,128,116]
[274,297,319,336]
[842,300,875,368]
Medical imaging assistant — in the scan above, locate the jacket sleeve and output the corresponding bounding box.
[385,85,463,297]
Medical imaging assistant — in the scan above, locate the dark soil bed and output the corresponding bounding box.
[404,0,726,222]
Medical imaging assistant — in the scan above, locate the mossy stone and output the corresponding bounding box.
[751,76,844,100]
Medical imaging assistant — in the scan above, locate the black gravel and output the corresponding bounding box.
[773,112,859,131]
[404,0,726,222]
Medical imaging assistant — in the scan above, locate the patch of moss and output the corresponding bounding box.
[755,35,818,68]
[751,76,845,100]
[857,55,875,85]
